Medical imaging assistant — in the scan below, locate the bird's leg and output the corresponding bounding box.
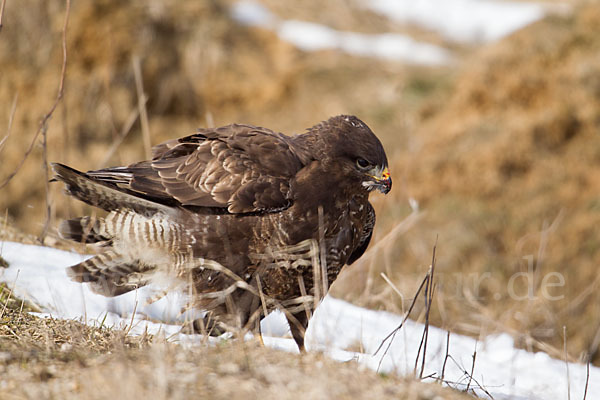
[284,309,309,352]
[257,320,265,347]
[235,287,264,345]
[182,305,229,336]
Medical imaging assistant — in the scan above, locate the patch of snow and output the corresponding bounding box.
[360,0,547,43]
[231,1,452,66]
[1,241,598,399]
[230,0,276,27]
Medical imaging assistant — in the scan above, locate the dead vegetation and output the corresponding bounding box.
[1,0,599,394]
[0,306,471,400]
[334,2,600,365]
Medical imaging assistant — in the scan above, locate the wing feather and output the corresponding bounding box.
[88,124,306,214]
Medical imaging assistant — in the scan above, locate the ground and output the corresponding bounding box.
[1,0,598,397]
[0,309,469,400]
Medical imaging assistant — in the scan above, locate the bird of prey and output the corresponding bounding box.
[52,115,391,350]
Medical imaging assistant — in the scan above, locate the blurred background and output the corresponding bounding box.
[2,0,599,365]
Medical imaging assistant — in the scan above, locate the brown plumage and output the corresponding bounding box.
[52,115,391,350]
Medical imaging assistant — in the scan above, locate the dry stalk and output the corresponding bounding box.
[39,122,52,242]
[255,275,269,339]
[415,240,437,378]
[0,0,6,32]
[563,326,571,400]
[297,275,312,323]
[125,295,139,336]
[380,272,404,310]
[374,241,438,375]
[440,355,494,399]
[0,0,70,190]
[0,94,17,154]
[0,269,19,319]
[317,205,329,298]
[132,55,152,159]
[441,330,450,382]
[466,339,477,393]
[358,208,422,262]
[583,355,590,400]
[97,106,142,168]
[373,272,429,372]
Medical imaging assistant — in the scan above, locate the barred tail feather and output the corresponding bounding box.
[59,216,109,244]
[67,250,153,296]
[50,163,172,215]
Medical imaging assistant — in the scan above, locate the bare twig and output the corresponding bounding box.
[0,0,6,32]
[358,208,422,262]
[255,275,269,338]
[0,269,19,319]
[297,275,312,323]
[132,55,152,159]
[125,298,139,336]
[437,355,495,399]
[39,122,52,242]
[466,339,478,392]
[417,240,437,378]
[97,106,142,168]
[583,355,590,400]
[441,330,450,382]
[317,205,328,297]
[0,94,17,154]
[380,272,404,307]
[374,273,428,355]
[563,326,571,400]
[0,0,70,190]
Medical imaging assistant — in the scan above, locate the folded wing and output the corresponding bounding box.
[88,124,307,213]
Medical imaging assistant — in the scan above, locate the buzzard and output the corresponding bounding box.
[52,115,391,350]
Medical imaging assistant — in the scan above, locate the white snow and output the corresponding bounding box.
[230,1,452,66]
[1,241,598,399]
[360,0,547,43]
[230,0,563,65]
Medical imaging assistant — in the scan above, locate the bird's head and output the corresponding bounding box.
[307,115,392,195]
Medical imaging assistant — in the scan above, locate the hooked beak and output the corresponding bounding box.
[363,167,392,194]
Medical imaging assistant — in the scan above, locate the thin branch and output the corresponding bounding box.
[374,273,428,356]
[132,55,152,159]
[466,339,478,393]
[417,240,437,378]
[583,355,590,400]
[563,326,571,400]
[297,275,312,323]
[97,105,142,168]
[0,0,7,32]
[38,123,52,242]
[0,0,70,190]
[441,354,495,399]
[441,330,450,382]
[380,272,404,307]
[317,205,328,297]
[125,297,139,336]
[255,275,269,338]
[0,270,19,319]
[0,94,17,153]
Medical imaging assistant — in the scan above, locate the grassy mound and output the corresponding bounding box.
[345,4,600,363]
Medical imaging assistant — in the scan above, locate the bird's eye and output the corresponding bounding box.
[356,158,369,169]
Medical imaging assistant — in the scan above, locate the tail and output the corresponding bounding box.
[59,216,109,244]
[67,250,153,296]
[51,163,172,215]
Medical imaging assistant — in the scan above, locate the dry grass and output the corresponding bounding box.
[1,0,599,391]
[334,2,600,365]
[0,307,471,400]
